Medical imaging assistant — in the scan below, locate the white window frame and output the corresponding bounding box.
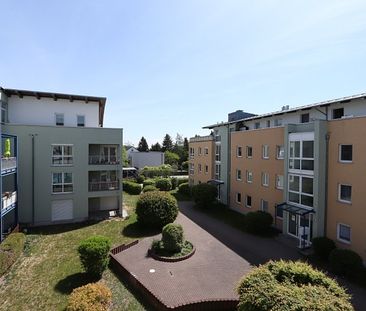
[289,132,314,175]
[276,145,284,159]
[339,144,353,163]
[288,174,314,208]
[276,175,284,190]
[337,223,351,244]
[52,172,73,194]
[236,169,242,181]
[189,147,195,159]
[198,164,202,173]
[262,145,269,159]
[55,113,64,126]
[77,115,85,127]
[52,144,73,166]
[338,184,352,204]
[204,165,208,174]
[261,199,268,212]
[236,193,242,204]
[189,163,194,175]
[246,146,253,158]
[261,172,269,187]
[198,147,202,156]
[237,146,242,157]
[215,145,221,162]
[215,164,221,180]
[246,195,252,208]
[246,170,253,183]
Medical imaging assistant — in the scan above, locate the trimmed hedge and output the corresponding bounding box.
[171,177,178,190]
[143,185,158,192]
[122,181,142,195]
[237,260,353,311]
[191,183,217,208]
[135,175,145,184]
[136,192,178,229]
[141,165,173,178]
[78,236,111,279]
[0,232,26,277]
[155,178,172,191]
[312,237,336,261]
[162,223,184,252]
[177,178,189,186]
[244,211,273,235]
[66,282,112,311]
[329,248,363,279]
[178,182,191,196]
[143,179,156,187]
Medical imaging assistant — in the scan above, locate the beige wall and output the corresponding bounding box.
[189,139,214,185]
[327,117,366,260]
[230,128,285,227]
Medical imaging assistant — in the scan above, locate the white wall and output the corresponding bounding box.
[130,152,164,169]
[8,96,100,127]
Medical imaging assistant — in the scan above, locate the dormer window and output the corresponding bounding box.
[55,113,64,126]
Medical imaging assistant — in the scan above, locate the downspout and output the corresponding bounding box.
[227,124,231,207]
[30,134,37,225]
[324,132,330,236]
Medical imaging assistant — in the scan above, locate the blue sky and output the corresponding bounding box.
[1,1,366,146]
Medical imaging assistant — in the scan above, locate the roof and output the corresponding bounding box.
[203,92,366,129]
[1,87,107,127]
[277,202,315,216]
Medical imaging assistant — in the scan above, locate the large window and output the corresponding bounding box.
[339,145,352,163]
[52,145,73,165]
[262,145,269,159]
[204,147,209,155]
[198,164,202,173]
[198,147,202,156]
[288,175,314,207]
[338,184,352,203]
[189,163,194,175]
[236,193,242,204]
[215,145,221,161]
[300,113,310,123]
[289,140,314,172]
[337,223,351,243]
[255,122,260,129]
[246,170,253,183]
[205,165,208,174]
[261,199,268,212]
[52,172,73,193]
[274,119,282,127]
[189,147,194,158]
[246,195,252,208]
[55,113,64,126]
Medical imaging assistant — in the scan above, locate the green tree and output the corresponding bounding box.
[121,146,129,167]
[137,136,149,152]
[162,134,173,152]
[164,151,179,166]
[183,137,189,152]
[150,142,162,151]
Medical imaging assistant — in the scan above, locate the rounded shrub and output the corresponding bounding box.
[122,181,142,195]
[178,182,191,196]
[329,248,363,278]
[162,223,184,253]
[136,191,178,229]
[177,178,189,186]
[135,174,145,184]
[78,236,111,279]
[143,185,158,192]
[237,260,353,311]
[143,179,156,187]
[66,282,112,311]
[244,211,273,235]
[155,178,172,191]
[191,183,217,208]
[171,177,178,190]
[312,237,336,261]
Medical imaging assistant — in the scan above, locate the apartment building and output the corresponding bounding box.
[0,87,123,239]
[189,93,366,260]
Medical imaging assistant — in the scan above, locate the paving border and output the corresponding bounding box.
[147,244,196,263]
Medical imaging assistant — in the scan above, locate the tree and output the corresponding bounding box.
[137,136,149,152]
[175,133,184,146]
[183,137,189,152]
[162,134,173,152]
[164,151,179,166]
[150,142,162,151]
[121,146,129,167]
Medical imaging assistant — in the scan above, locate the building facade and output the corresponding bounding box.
[189,93,366,260]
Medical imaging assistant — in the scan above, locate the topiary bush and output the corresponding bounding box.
[177,178,189,186]
[155,178,172,191]
[312,237,336,261]
[122,181,142,195]
[171,177,178,190]
[329,248,363,279]
[0,232,26,277]
[244,211,273,235]
[78,236,111,279]
[135,174,145,184]
[143,179,156,187]
[237,260,353,311]
[66,282,112,311]
[178,182,191,196]
[141,165,173,178]
[191,183,217,208]
[136,191,178,229]
[143,185,158,192]
[162,223,184,252]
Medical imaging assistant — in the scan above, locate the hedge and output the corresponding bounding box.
[66,282,112,311]
[178,183,191,196]
[122,181,142,195]
[143,185,158,192]
[136,192,178,229]
[141,165,174,178]
[237,260,353,311]
[191,183,217,208]
[329,248,363,279]
[244,211,273,235]
[0,232,26,277]
[171,177,178,190]
[135,175,145,184]
[177,178,189,186]
[312,237,336,261]
[162,223,184,252]
[143,179,156,187]
[155,178,172,191]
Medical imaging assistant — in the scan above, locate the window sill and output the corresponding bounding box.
[339,161,353,164]
[337,238,351,245]
[52,192,74,195]
[338,199,352,205]
[51,164,74,167]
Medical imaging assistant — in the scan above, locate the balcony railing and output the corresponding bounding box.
[88,181,120,192]
[89,155,120,165]
[2,191,17,215]
[1,157,17,174]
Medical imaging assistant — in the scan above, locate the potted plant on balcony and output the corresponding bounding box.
[4,138,11,158]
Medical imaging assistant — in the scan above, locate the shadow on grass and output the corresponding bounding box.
[122,222,160,238]
[55,272,96,294]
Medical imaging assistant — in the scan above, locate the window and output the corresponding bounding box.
[266,120,271,128]
[198,147,202,156]
[55,113,64,126]
[274,119,282,127]
[77,115,85,127]
[276,145,284,159]
[215,164,221,180]
[52,172,73,193]
[189,163,194,175]
[237,146,242,157]
[289,140,314,171]
[204,147,209,155]
[246,146,253,158]
[246,170,253,183]
[236,193,242,203]
[261,199,268,212]
[262,145,269,159]
[276,175,284,189]
[288,175,314,207]
[338,184,352,203]
[300,113,310,123]
[339,145,352,163]
[261,172,269,187]
[236,169,242,181]
[333,108,344,119]
[246,195,252,208]
[337,223,351,243]
[1,102,7,123]
[276,205,283,218]
[189,147,195,158]
[255,122,260,129]
[215,145,221,161]
[52,145,73,165]
[205,165,208,174]
[198,164,202,173]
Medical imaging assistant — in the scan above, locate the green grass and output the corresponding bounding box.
[0,193,148,311]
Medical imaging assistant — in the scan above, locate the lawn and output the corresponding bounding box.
[0,193,148,311]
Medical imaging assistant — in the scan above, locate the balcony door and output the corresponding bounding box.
[101,146,117,164]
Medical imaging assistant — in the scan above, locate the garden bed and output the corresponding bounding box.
[148,241,195,262]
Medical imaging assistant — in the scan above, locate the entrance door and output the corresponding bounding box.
[288,212,297,236]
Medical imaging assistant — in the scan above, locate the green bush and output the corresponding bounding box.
[143,185,158,192]
[141,165,174,178]
[135,175,145,184]
[66,282,112,311]
[78,236,111,279]
[191,183,217,208]
[237,260,353,311]
[155,178,172,191]
[312,237,336,261]
[0,232,26,277]
[171,177,178,190]
[329,248,363,278]
[244,211,273,235]
[177,178,189,186]
[178,182,191,196]
[122,181,142,195]
[143,179,156,187]
[136,192,178,229]
[162,223,184,252]
[181,161,188,171]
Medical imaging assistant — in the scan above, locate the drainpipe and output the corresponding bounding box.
[226,124,230,207]
[324,133,330,236]
[30,134,37,225]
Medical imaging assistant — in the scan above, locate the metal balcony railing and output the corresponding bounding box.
[2,191,17,213]
[89,155,120,165]
[1,157,17,174]
[88,181,120,192]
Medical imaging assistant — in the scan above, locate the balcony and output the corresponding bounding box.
[89,144,119,165]
[89,155,119,165]
[89,181,120,192]
[2,191,17,216]
[89,170,120,192]
[1,135,17,175]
